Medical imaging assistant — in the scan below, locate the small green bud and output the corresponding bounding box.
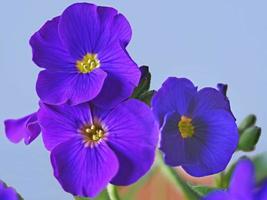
[238,114,257,134]
[238,126,261,152]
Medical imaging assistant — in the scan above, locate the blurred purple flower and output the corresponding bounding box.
[37,99,159,197]
[0,180,20,200]
[30,3,140,108]
[204,158,267,200]
[151,77,238,176]
[4,112,41,145]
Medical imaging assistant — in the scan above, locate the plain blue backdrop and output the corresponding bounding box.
[0,0,266,199]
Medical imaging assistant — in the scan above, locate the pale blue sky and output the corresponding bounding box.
[0,1,266,199]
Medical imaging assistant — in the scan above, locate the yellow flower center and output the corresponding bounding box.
[178,116,194,138]
[76,53,100,73]
[81,124,105,147]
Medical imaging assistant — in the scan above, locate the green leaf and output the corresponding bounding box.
[238,114,257,134]
[191,186,217,196]
[75,197,88,200]
[75,189,110,200]
[252,152,267,183]
[238,126,261,152]
[138,90,155,106]
[132,66,151,98]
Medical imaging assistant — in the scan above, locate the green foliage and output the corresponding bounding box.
[191,185,217,196]
[132,66,155,105]
[252,152,267,183]
[138,90,155,106]
[237,114,261,152]
[75,189,110,200]
[238,126,261,152]
[238,114,257,134]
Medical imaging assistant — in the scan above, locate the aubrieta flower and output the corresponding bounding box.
[204,159,267,200]
[38,99,159,197]
[30,3,140,108]
[4,112,41,145]
[0,180,21,200]
[151,77,238,176]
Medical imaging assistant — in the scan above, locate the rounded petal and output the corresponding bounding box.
[4,112,41,145]
[30,16,75,72]
[229,159,254,199]
[38,103,92,151]
[152,77,197,126]
[36,68,107,105]
[189,88,232,118]
[99,44,140,86]
[0,181,20,200]
[203,191,233,200]
[58,3,132,59]
[51,137,119,198]
[94,99,159,185]
[182,109,238,176]
[159,112,192,166]
[92,74,137,109]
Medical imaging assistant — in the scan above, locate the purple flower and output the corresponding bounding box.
[30,3,140,108]
[0,180,20,200]
[151,77,238,176]
[204,159,267,200]
[37,99,159,197]
[4,112,41,145]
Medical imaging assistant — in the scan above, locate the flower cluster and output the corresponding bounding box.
[3,2,241,199]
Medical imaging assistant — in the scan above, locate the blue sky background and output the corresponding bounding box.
[0,0,266,199]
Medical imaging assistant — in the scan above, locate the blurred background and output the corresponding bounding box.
[0,0,266,199]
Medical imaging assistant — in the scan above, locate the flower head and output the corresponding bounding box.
[30,3,140,108]
[38,99,159,197]
[151,77,238,176]
[0,180,21,200]
[204,158,267,200]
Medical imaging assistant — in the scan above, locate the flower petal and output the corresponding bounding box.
[229,159,254,199]
[160,112,191,166]
[0,187,20,200]
[30,16,75,72]
[58,3,131,59]
[94,99,159,185]
[36,68,107,105]
[4,112,41,145]
[182,109,238,176]
[99,44,140,86]
[189,88,232,118]
[92,74,136,109]
[38,103,92,151]
[51,137,119,197]
[152,77,197,126]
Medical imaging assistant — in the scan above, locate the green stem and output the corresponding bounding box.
[157,153,200,200]
[107,184,120,200]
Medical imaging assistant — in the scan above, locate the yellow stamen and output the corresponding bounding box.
[81,123,105,143]
[178,116,194,138]
[76,53,100,73]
